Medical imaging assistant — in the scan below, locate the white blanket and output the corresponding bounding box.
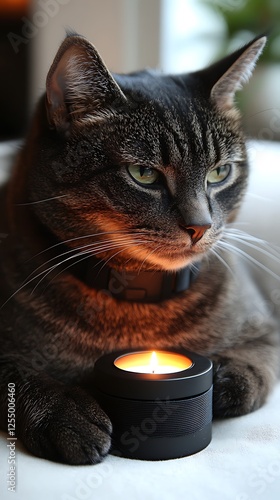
[1,382,280,500]
[1,140,280,500]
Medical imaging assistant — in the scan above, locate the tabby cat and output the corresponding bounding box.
[0,33,279,465]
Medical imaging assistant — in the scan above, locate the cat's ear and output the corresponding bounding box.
[204,35,266,113]
[46,33,127,132]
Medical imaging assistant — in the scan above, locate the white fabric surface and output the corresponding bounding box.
[0,140,280,500]
[1,382,280,500]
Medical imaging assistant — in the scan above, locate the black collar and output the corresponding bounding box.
[79,257,199,303]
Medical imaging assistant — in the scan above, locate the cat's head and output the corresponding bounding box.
[26,33,265,272]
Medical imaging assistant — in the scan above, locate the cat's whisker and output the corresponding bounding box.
[24,234,149,283]
[95,242,148,276]
[245,192,277,202]
[224,227,267,241]
[223,228,280,256]
[24,242,103,283]
[210,246,236,278]
[121,243,161,275]
[190,260,201,275]
[15,194,69,206]
[218,240,280,281]
[1,239,147,308]
[28,245,128,296]
[26,229,142,262]
[29,239,147,295]
[225,226,266,238]
[41,240,147,293]
[247,107,278,119]
[136,244,164,274]
[39,242,146,294]
[224,227,276,248]
[223,234,280,263]
[36,252,106,296]
[227,221,249,227]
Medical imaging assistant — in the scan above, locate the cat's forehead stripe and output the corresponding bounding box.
[157,101,220,170]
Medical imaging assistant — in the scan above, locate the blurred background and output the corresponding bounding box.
[0,0,280,142]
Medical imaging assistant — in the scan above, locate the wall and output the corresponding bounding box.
[29,0,161,103]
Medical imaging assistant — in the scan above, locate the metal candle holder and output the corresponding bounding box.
[93,349,213,460]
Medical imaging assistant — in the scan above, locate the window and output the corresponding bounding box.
[160,0,228,72]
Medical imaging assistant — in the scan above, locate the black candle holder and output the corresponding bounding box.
[93,349,213,460]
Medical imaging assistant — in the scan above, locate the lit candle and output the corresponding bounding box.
[93,348,213,460]
[114,350,193,374]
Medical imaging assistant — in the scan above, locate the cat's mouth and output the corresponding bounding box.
[76,213,216,271]
[129,229,216,271]
[139,245,205,271]
[145,226,223,271]
[89,235,211,272]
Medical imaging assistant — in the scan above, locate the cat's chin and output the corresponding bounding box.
[143,253,200,272]
[94,248,200,272]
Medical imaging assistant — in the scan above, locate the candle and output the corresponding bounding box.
[93,348,213,460]
[114,350,193,374]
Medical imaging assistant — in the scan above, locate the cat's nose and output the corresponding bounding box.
[185,224,212,244]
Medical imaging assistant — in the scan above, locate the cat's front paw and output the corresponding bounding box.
[212,356,267,417]
[22,385,112,465]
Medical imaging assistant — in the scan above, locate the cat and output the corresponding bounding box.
[0,32,279,465]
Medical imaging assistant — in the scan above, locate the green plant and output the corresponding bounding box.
[202,0,280,62]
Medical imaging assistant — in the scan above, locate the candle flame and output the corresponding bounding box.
[150,351,158,373]
[114,351,193,373]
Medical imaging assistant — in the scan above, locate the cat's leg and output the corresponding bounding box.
[0,358,112,465]
[212,331,280,417]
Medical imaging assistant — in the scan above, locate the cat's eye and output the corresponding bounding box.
[127,165,160,185]
[207,164,231,184]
